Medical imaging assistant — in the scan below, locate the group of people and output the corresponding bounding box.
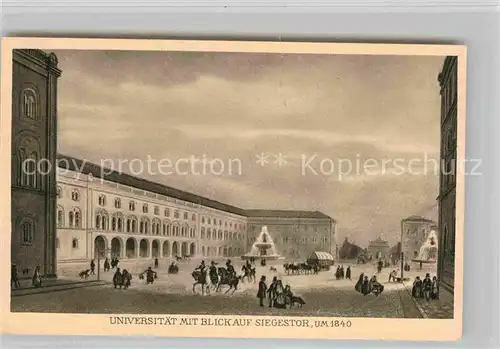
[412,273,439,301]
[355,273,385,296]
[11,263,42,289]
[112,268,133,289]
[334,265,351,280]
[257,275,295,308]
[103,257,120,272]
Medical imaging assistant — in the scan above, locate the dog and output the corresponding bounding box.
[269,266,277,272]
[78,269,90,279]
[290,296,306,308]
[138,273,144,280]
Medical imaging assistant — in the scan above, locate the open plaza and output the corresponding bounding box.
[11,257,451,319]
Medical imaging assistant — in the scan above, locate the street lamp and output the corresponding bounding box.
[96,247,111,282]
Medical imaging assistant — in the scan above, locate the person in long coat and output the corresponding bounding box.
[412,276,422,298]
[361,276,371,295]
[32,265,42,288]
[355,273,364,293]
[257,276,267,307]
[267,276,278,307]
[345,266,351,280]
[113,268,123,289]
[431,276,440,300]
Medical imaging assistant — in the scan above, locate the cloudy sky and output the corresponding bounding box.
[53,49,444,247]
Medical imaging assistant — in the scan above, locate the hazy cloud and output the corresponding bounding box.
[54,49,444,246]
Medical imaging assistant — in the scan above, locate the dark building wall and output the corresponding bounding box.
[437,56,458,291]
[11,49,61,277]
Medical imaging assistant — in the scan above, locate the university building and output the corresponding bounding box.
[437,56,458,292]
[246,210,337,260]
[56,155,248,264]
[11,49,61,277]
[56,156,336,264]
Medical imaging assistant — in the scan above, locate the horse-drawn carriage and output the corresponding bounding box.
[307,251,335,271]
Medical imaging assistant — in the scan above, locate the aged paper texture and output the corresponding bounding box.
[0,38,466,341]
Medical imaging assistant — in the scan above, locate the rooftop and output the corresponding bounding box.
[57,154,334,221]
[401,215,436,223]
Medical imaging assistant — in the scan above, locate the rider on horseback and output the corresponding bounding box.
[226,259,235,277]
[196,260,206,272]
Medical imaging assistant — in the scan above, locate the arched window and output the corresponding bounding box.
[74,209,81,228]
[154,206,160,215]
[20,219,34,245]
[72,238,79,249]
[69,211,74,227]
[129,201,135,211]
[96,215,101,230]
[98,194,106,206]
[22,88,37,119]
[192,214,196,221]
[184,212,188,220]
[57,206,64,228]
[207,228,211,240]
[218,230,222,240]
[164,208,170,217]
[212,230,217,240]
[17,137,39,189]
[142,204,148,213]
[115,198,121,209]
[174,210,179,218]
[201,227,205,239]
[112,217,117,231]
[71,189,80,201]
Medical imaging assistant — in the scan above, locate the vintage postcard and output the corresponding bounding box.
[0,38,466,341]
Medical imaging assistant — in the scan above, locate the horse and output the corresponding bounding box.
[241,265,256,283]
[192,269,209,296]
[216,267,241,294]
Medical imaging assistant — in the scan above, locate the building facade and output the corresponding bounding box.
[56,157,335,264]
[11,49,61,277]
[56,155,249,263]
[245,210,337,261]
[367,236,390,260]
[401,215,438,262]
[437,56,458,291]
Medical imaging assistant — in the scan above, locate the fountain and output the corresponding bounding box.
[412,229,439,263]
[242,226,283,261]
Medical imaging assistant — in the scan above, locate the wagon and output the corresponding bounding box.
[307,251,335,271]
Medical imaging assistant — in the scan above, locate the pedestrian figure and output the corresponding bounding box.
[267,276,278,307]
[11,263,21,289]
[431,276,440,300]
[345,266,351,280]
[422,273,432,301]
[90,259,96,275]
[355,273,364,293]
[412,276,423,298]
[113,268,123,289]
[154,258,159,269]
[419,261,423,271]
[122,269,132,289]
[362,276,370,295]
[32,265,42,288]
[257,276,267,307]
[104,257,110,272]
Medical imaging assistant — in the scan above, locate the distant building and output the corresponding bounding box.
[437,56,458,292]
[401,215,437,262]
[367,236,390,260]
[338,237,363,260]
[11,49,61,277]
[245,210,337,261]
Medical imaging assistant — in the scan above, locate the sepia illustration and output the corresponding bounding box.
[2,39,465,340]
